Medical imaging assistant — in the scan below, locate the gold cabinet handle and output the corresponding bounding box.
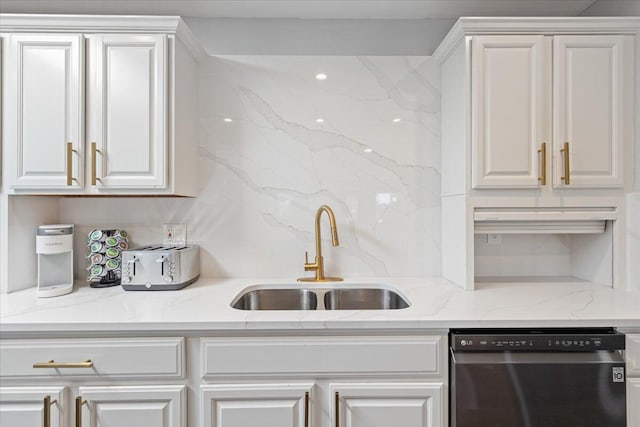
[538,142,547,185]
[304,392,310,427]
[91,142,102,186]
[75,396,86,427]
[33,359,93,369]
[335,391,340,427]
[43,395,56,427]
[560,141,570,185]
[66,142,78,186]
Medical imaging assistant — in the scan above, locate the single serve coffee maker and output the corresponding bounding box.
[36,224,74,297]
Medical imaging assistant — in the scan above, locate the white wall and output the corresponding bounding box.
[184,18,455,55]
[58,55,442,280]
[580,0,640,16]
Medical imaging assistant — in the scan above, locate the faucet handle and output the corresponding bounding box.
[304,251,309,264]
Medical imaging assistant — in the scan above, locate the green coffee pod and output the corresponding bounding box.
[105,259,120,270]
[105,247,120,258]
[115,229,128,238]
[105,236,119,247]
[90,265,104,277]
[90,242,105,253]
[89,229,103,242]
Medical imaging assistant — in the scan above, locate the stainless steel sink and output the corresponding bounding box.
[231,288,318,310]
[323,288,410,310]
[231,285,410,310]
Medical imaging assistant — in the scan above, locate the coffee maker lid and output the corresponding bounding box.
[37,224,74,235]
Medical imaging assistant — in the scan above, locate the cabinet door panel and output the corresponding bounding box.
[629,379,640,427]
[79,385,185,427]
[0,386,66,427]
[554,35,631,188]
[332,383,444,427]
[5,34,83,190]
[88,34,167,189]
[472,35,551,188]
[201,384,312,427]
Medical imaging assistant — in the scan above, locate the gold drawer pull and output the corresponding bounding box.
[33,359,93,369]
[538,142,547,185]
[335,391,340,427]
[76,396,87,427]
[304,392,310,427]
[560,141,570,185]
[66,142,78,186]
[43,395,57,427]
[91,142,102,186]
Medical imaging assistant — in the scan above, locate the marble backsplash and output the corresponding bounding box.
[60,56,442,279]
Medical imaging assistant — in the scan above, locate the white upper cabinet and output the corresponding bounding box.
[553,35,630,188]
[470,33,633,190]
[4,34,84,190]
[87,34,167,189]
[472,35,551,188]
[1,16,200,196]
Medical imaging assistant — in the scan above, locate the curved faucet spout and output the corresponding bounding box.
[315,205,339,258]
[298,205,343,282]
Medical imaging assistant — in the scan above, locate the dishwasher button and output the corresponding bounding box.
[613,367,625,382]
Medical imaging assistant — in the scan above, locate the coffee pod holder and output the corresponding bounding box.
[87,229,129,288]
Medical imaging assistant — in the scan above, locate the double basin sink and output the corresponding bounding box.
[231,285,410,311]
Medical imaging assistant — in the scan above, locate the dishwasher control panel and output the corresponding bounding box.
[451,328,625,351]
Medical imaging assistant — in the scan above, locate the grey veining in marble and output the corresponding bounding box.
[60,55,442,279]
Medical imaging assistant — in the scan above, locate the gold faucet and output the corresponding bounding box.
[297,205,343,282]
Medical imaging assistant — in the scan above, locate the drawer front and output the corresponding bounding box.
[627,335,640,377]
[0,337,184,379]
[201,335,443,378]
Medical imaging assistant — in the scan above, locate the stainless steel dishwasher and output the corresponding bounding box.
[450,328,626,427]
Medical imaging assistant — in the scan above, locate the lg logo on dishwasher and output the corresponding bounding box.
[612,367,625,383]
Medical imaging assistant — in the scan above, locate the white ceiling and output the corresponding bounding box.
[0,0,601,19]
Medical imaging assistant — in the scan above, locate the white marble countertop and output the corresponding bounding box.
[1,277,640,333]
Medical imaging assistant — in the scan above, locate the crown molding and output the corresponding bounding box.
[0,14,184,33]
[434,17,640,63]
[0,14,206,60]
[176,18,206,60]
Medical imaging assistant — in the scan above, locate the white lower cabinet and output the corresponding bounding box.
[199,335,447,427]
[200,382,442,427]
[0,337,187,427]
[1,334,447,427]
[0,386,67,427]
[332,382,443,427]
[78,385,186,427]
[628,334,640,427]
[629,379,640,427]
[201,383,312,427]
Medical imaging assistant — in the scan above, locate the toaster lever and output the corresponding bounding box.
[126,255,138,276]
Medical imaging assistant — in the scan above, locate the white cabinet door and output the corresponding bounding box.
[471,35,551,188]
[554,35,631,188]
[87,34,167,190]
[331,383,444,427]
[629,378,640,427]
[0,386,66,427]
[78,385,185,427]
[4,34,83,190]
[201,383,312,427]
